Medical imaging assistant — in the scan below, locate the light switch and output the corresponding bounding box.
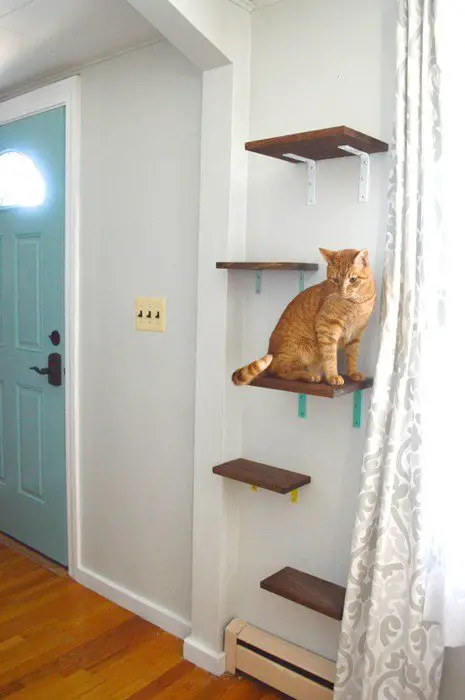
[135,297,166,332]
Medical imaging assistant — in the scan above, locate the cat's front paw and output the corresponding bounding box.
[308,374,322,383]
[348,372,365,382]
[327,374,344,386]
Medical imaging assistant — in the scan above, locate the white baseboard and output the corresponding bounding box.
[75,565,191,640]
[183,635,226,675]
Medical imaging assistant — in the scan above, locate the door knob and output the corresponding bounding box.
[29,353,62,387]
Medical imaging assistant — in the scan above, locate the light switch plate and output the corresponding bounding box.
[135,297,166,332]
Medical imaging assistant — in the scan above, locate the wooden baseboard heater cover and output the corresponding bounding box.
[225,619,336,699]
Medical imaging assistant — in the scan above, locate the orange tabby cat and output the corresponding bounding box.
[232,248,376,387]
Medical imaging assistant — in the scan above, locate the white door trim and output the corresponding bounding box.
[0,77,81,575]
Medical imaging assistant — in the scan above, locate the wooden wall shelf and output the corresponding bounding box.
[245,126,388,163]
[251,374,373,399]
[213,458,311,494]
[260,567,346,621]
[216,262,319,271]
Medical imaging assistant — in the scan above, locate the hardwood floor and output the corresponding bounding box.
[0,544,283,699]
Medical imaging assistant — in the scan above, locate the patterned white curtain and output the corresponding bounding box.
[334,1,445,698]
[421,0,465,649]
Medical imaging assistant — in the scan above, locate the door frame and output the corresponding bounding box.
[0,78,81,574]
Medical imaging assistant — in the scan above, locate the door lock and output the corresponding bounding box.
[29,353,62,387]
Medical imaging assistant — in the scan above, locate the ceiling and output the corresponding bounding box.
[0,0,163,99]
[228,0,283,10]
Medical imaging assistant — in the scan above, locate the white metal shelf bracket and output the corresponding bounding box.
[283,153,316,205]
[338,145,370,202]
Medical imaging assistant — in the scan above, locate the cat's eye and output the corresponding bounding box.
[349,276,357,284]
[332,277,339,284]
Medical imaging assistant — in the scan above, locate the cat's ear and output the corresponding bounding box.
[319,248,334,264]
[353,249,369,267]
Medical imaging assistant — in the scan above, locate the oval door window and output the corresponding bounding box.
[0,151,46,207]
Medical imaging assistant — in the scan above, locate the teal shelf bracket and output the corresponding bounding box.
[255,270,262,294]
[353,390,362,428]
[298,270,305,293]
[298,393,307,419]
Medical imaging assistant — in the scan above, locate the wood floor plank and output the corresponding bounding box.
[58,617,156,675]
[10,669,100,700]
[0,636,23,653]
[0,554,42,582]
[213,678,273,700]
[0,678,24,698]
[0,585,119,643]
[189,674,239,700]
[0,545,282,699]
[0,568,51,596]
[0,534,67,578]
[0,576,71,624]
[0,546,20,565]
[84,639,184,699]
[0,604,134,688]
[125,660,194,699]
[155,666,215,699]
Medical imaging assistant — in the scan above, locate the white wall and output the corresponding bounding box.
[132,0,253,672]
[234,0,396,661]
[235,5,462,697]
[78,41,202,626]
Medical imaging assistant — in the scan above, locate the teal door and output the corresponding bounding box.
[0,107,67,565]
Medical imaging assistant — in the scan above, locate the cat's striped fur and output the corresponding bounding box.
[232,248,376,387]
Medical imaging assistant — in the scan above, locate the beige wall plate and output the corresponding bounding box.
[135,297,166,332]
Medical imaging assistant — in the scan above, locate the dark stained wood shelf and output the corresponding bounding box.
[213,458,311,494]
[250,374,373,398]
[245,126,388,163]
[260,567,346,621]
[216,262,319,271]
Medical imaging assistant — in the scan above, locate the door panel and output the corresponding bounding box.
[0,381,4,484]
[17,384,44,501]
[16,234,42,349]
[0,107,67,565]
[0,237,3,345]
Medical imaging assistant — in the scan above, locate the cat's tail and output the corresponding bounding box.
[232,354,273,386]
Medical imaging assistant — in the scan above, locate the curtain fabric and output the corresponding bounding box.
[421,0,465,649]
[334,1,445,698]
